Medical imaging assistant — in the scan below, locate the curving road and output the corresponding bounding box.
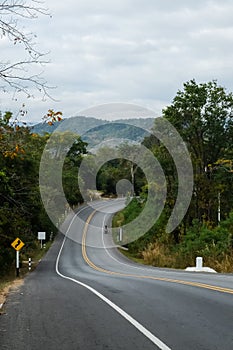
[1,199,233,349]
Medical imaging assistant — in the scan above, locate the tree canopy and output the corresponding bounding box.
[162,79,233,225]
[0,113,87,276]
[163,79,233,172]
[113,79,233,272]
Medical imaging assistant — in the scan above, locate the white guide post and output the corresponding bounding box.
[196,257,203,270]
[16,250,20,277]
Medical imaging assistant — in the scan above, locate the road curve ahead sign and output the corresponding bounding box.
[11,238,25,251]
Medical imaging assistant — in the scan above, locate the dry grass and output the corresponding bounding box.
[141,242,233,273]
[0,278,24,310]
[204,254,233,273]
[0,241,53,309]
[142,242,178,268]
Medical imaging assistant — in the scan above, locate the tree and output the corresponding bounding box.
[63,135,88,205]
[0,113,88,275]
[163,80,233,172]
[0,0,51,98]
[0,112,53,275]
[93,145,147,196]
[163,79,233,224]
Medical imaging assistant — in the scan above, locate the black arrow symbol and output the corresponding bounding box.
[15,239,21,249]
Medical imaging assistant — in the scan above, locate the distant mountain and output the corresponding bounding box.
[31,116,106,135]
[31,115,155,150]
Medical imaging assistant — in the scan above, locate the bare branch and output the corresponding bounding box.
[0,0,49,17]
[0,0,53,98]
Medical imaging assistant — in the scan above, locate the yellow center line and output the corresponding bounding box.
[81,210,233,295]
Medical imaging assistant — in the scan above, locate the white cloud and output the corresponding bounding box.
[1,0,233,122]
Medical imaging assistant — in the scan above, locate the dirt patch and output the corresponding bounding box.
[0,241,52,310]
[0,279,24,309]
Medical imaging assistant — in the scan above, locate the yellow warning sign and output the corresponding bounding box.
[11,237,25,251]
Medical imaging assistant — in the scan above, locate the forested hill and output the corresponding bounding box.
[31,116,155,149]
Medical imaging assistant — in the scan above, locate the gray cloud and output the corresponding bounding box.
[1,0,233,122]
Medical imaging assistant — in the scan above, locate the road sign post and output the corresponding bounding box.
[38,232,46,248]
[16,251,20,277]
[11,238,25,277]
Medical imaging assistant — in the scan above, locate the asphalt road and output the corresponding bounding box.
[1,199,233,350]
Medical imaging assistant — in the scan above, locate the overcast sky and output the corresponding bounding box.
[1,0,233,122]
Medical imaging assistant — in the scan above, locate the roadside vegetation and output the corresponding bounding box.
[1,78,233,283]
[0,111,87,279]
[111,80,233,272]
[113,199,233,272]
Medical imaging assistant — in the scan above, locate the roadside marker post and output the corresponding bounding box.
[120,227,123,241]
[16,251,20,277]
[11,237,25,277]
[196,257,203,270]
[38,232,46,249]
[28,258,32,271]
[119,227,123,242]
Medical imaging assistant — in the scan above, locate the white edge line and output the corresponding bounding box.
[55,206,172,350]
[102,214,156,273]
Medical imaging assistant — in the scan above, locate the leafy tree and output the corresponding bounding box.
[0,113,45,274]
[0,114,87,276]
[163,80,233,169]
[163,79,233,224]
[111,80,233,271]
[63,135,88,206]
[94,145,147,196]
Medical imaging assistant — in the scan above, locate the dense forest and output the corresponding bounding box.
[0,112,87,276]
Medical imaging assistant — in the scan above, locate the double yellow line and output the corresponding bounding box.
[82,210,233,295]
